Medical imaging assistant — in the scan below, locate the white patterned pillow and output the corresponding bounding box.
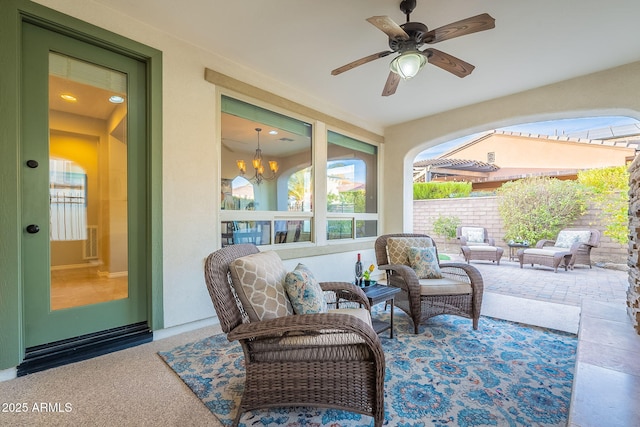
[284,263,328,315]
[555,230,591,248]
[408,246,443,279]
[229,251,293,322]
[387,237,433,266]
[462,227,485,244]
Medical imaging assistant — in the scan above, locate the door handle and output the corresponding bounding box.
[26,224,40,234]
[26,159,39,168]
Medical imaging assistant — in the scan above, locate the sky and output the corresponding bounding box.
[415,116,640,161]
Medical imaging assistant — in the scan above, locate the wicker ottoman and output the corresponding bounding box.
[460,245,504,265]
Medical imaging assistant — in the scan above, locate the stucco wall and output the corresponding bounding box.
[414,196,628,264]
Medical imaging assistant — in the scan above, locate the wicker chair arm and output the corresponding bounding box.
[378,263,421,295]
[537,239,555,248]
[227,312,383,352]
[458,236,469,245]
[439,262,484,293]
[320,281,371,310]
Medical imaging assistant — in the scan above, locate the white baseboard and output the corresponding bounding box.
[153,317,220,341]
[0,367,17,382]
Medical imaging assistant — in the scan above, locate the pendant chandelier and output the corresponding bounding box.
[236,128,278,184]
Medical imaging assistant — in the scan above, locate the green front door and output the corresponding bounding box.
[22,22,149,347]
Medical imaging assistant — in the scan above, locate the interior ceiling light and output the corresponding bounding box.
[109,95,125,104]
[269,130,278,135]
[389,51,427,79]
[60,94,77,102]
[236,128,278,185]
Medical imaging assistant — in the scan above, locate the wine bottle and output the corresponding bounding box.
[355,253,363,286]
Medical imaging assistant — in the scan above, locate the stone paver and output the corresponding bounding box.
[446,253,629,307]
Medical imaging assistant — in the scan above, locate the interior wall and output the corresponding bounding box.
[384,61,640,233]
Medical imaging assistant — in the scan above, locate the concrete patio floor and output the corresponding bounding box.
[447,252,629,307]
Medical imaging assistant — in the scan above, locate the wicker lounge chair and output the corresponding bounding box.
[375,233,484,333]
[456,226,504,265]
[204,244,385,427]
[518,229,601,272]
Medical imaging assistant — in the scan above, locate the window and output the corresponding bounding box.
[49,158,87,241]
[326,131,378,240]
[220,96,312,246]
[220,96,379,247]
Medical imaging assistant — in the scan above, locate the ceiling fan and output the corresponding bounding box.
[331,0,495,96]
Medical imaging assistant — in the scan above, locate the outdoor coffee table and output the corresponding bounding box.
[362,284,401,338]
[508,242,529,261]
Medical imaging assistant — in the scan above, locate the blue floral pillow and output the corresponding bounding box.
[408,246,443,279]
[284,263,328,314]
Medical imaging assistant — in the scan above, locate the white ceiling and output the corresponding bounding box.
[93,0,640,131]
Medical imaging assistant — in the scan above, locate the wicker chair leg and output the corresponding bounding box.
[473,317,479,330]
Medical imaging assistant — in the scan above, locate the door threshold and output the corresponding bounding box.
[17,322,152,376]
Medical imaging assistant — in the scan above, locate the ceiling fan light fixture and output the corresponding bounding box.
[390,51,426,79]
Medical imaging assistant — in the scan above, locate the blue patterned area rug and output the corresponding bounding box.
[158,309,577,427]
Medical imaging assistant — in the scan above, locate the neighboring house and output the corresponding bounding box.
[414,127,639,190]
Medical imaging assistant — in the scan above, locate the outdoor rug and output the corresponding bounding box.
[158,309,577,427]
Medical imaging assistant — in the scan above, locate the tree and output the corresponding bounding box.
[432,215,461,251]
[577,166,629,244]
[497,177,588,245]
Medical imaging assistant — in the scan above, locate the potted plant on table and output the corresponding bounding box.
[363,264,376,286]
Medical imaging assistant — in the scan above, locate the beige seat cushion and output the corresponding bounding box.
[418,277,472,295]
[252,308,373,361]
[467,246,499,252]
[524,247,570,257]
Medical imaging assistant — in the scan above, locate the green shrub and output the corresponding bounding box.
[413,182,472,200]
[497,177,588,245]
[577,166,629,244]
[432,215,461,240]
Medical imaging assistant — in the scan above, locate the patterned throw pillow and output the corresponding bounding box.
[462,227,485,244]
[555,230,591,248]
[284,263,328,315]
[387,236,433,265]
[408,246,443,279]
[229,251,293,322]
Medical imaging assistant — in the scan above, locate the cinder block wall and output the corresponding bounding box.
[627,158,640,333]
[413,196,628,264]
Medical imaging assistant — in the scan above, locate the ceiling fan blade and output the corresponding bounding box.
[366,16,410,40]
[424,13,495,44]
[381,71,401,97]
[331,50,394,76]
[424,48,475,78]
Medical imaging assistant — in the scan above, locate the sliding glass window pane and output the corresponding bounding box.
[327,219,353,240]
[327,131,377,214]
[274,220,311,244]
[356,220,378,238]
[221,220,271,246]
[221,96,312,213]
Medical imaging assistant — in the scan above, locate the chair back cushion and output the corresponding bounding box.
[461,227,485,244]
[408,246,443,279]
[387,236,433,265]
[284,263,328,314]
[555,230,592,248]
[229,251,293,321]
